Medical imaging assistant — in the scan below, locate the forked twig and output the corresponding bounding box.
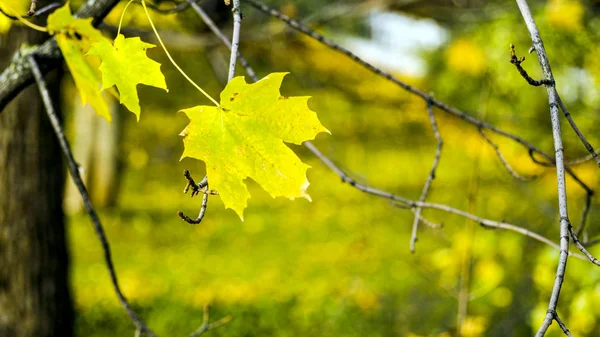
[178,170,216,225]
[188,305,233,337]
[410,100,443,252]
[509,44,554,86]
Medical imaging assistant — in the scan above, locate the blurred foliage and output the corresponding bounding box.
[3,0,597,336]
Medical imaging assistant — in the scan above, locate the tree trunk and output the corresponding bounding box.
[0,4,73,336]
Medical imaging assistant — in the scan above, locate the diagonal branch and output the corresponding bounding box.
[479,127,536,181]
[554,312,574,337]
[303,141,587,261]
[410,100,443,253]
[556,93,600,167]
[575,192,592,238]
[188,305,233,337]
[28,54,158,337]
[568,223,600,266]
[242,0,593,196]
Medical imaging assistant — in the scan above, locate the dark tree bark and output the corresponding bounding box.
[0,3,73,336]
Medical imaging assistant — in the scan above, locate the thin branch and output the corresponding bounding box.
[511,44,600,168]
[478,127,536,181]
[186,0,258,81]
[28,0,37,16]
[411,209,443,229]
[509,44,554,86]
[303,141,586,261]
[410,100,443,253]
[188,305,233,337]
[242,0,593,195]
[586,238,600,247]
[554,313,574,337]
[575,192,592,237]
[28,55,158,337]
[556,93,600,167]
[137,0,197,15]
[564,151,600,166]
[227,0,242,81]
[178,170,216,224]
[568,223,600,266]
[515,2,572,337]
[0,2,61,20]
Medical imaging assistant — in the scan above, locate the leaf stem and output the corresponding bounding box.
[117,0,136,37]
[140,0,219,106]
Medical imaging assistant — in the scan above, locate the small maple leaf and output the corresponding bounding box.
[88,34,168,120]
[180,72,330,220]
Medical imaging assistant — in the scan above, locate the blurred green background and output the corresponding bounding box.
[5,0,600,336]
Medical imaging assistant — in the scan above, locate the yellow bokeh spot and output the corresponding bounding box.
[460,316,488,337]
[490,287,513,307]
[128,148,149,169]
[446,39,487,76]
[353,288,378,312]
[0,15,11,34]
[546,0,584,31]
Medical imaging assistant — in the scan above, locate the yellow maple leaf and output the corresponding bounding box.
[47,3,113,121]
[88,34,168,120]
[180,73,329,219]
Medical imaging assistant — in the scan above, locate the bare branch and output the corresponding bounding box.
[509,44,554,86]
[586,238,600,247]
[410,100,443,252]
[242,0,593,195]
[575,192,592,238]
[186,0,258,81]
[28,0,38,16]
[227,0,242,81]
[514,1,572,336]
[556,93,600,167]
[554,313,574,337]
[411,209,443,229]
[511,44,600,168]
[303,141,587,261]
[28,54,158,337]
[188,305,233,337]
[178,170,217,224]
[137,0,196,15]
[564,151,600,166]
[479,127,536,181]
[568,223,600,266]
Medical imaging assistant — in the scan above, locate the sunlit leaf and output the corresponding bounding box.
[180,72,329,219]
[47,3,112,121]
[88,34,168,120]
[57,34,111,121]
